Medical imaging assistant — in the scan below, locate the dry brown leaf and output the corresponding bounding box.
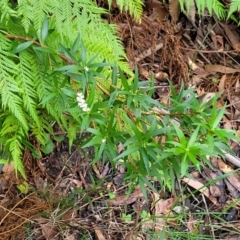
[187,215,197,233]
[169,0,180,23]
[182,177,217,204]
[154,71,169,81]
[218,159,240,192]
[145,0,169,23]
[154,196,175,215]
[66,234,76,240]
[224,178,240,199]
[234,43,240,51]
[222,116,232,130]
[100,163,109,178]
[117,142,124,153]
[35,219,58,239]
[2,162,15,175]
[210,32,218,50]
[125,233,144,240]
[92,163,101,179]
[152,193,175,233]
[185,0,196,27]
[34,175,47,190]
[221,23,240,50]
[94,226,106,240]
[209,185,222,197]
[109,187,143,205]
[205,64,240,74]
[218,74,226,92]
[141,218,155,233]
[187,56,207,76]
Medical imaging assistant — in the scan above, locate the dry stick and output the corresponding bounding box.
[134,42,163,63]
[222,150,240,168]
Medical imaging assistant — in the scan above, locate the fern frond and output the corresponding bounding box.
[0,34,28,131]
[67,121,79,147]
[6,130,26,179]
[31,116,53,144]
[16,0,131,74]
[111,0,143,20]
[228,0,240,17]
[18,51,40,127]
[180,0,227,20]
[17,0,33,33]
[0,0,17,21]
[32,0,51,34]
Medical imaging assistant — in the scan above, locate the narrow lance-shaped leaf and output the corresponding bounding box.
[41,16,48,43]
[71,34,80,54]
[12,41,33,54]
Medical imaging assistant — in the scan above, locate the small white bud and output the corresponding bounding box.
[84,66,89,72]
[77,97,85,104]
[76,92,90,112]
[77,92,84,98]
[101,139,106,143]
[80,103,88,109]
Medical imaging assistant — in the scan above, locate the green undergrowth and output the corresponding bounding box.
[179,0,240,22]
[0,0,239,190]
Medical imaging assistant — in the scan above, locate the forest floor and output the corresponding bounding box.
[1,1,240,240]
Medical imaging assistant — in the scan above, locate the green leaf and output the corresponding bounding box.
[32,46,56,54]
[81,135,103,148]
[0,159,8,164]
[55,65,82,72]
[132,66,139,92]
[122,114,142,139]
[41,138,54,154]
[41,16,48,43]
[119,69,129,91]
[71,34,80,54]
[171,122,187,146]
[140,149,150,174]
[59,44,77,62]
[212,105,226,129]
[93,141,106,163]
[89,62,113,68]
[181,155,188,176]
[86,128,102,136]
[64,72,83,81]
[114,146,140,161]
[187,126,199,148]
[12,41,33,54]
[53,135,65,142]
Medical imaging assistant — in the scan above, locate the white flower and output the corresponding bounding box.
[77,92,84,98]
[101,139,106,143]
[84,66,89,72]
[76,92,90,112]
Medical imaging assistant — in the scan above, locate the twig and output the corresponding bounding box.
[222,151,240,168]
[135,42,163,63]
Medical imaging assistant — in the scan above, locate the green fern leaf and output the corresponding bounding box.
[0,0,17,21]
[5,128,26,179]
[18,51,40,127]
[0,34,28,131]
[228,0,240,17]
[112,0,143,20]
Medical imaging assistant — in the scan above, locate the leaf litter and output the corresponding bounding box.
[1,1,240,239]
